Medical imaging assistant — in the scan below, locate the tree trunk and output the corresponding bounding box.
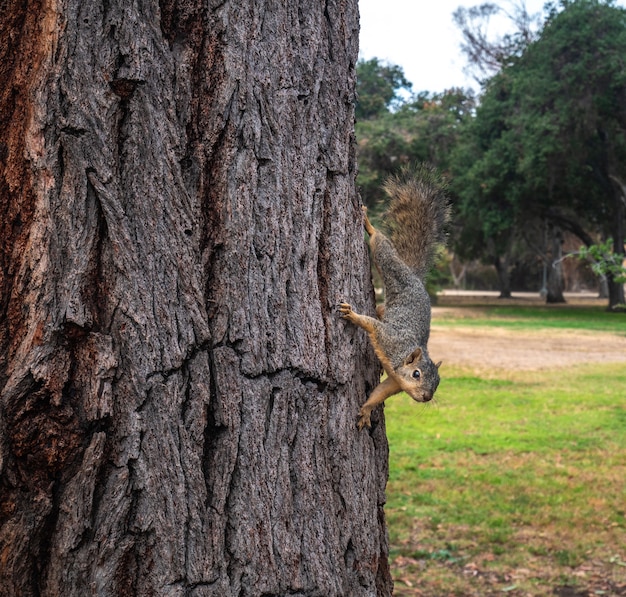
[0,2,393,596]
[545,224,566,304]
[607,179,625,310]
[494,255,512,298]
[606,273,625,310]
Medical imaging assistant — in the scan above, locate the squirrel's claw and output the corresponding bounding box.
[339,302,361,325]
[357,410,372,431]
[338,302,353,317]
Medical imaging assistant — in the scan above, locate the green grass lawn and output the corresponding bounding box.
[433,304,626,333]
[385,307,626,596]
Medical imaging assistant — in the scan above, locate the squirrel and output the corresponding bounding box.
[340,164,450,430]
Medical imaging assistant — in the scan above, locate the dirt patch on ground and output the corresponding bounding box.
[429,307,626,373]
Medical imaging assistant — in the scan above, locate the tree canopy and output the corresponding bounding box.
[453,0,541,81]
[355,57,413,120]
[451,0,626,306]
[355,60,475,208]
[355,0,626,309]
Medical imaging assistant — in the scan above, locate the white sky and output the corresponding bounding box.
[358,0,625,94]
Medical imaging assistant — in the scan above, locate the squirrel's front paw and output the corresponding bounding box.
[338,302,354,318]
[356,413,372,431]
[357,407,372,430]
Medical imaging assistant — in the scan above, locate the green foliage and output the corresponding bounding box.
[356,89,476,207]
[509,0,626,228]
[577,238,626,283]
[355,58,412,121]
[355,2,626,306]
[450,73,521,261]
[448,0,626,305]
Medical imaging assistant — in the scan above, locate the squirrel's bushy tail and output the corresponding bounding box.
[382,164,451,279]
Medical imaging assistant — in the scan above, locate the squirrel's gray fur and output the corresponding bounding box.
[340,163,450,429]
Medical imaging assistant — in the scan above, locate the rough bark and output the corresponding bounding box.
[0,1,392,596]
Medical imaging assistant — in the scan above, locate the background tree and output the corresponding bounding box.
[355,73,475,209]
[0,2,393,596]
[355,57,413,121]
[510,0,626,308]
[451,72,521,298]
[451,0,626,307]
[453,0,542,82]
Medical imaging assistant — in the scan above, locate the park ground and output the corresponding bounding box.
[431,291,626,372]
[386,291,626,597]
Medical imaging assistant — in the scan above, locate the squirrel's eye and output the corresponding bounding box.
[412,370,421,380]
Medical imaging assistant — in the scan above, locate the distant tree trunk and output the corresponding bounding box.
[545,224,566,304]
[486,236,513,298]
[0,2,393,596]
[606,272,625,310]
[607,178,625,309]
[494,255,512,298]
[546,266,566,303]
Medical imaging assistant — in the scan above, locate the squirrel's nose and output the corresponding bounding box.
[422,393,433,402]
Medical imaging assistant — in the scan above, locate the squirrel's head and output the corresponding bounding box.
[394,347,441,402]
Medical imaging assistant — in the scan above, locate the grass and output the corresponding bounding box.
[433,304,626,334]
[385,306,626,596]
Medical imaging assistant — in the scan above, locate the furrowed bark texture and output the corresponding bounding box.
[0,1,392,596]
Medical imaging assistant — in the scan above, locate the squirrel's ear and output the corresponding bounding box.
[404,347,423,366]
[435,361,442,369]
